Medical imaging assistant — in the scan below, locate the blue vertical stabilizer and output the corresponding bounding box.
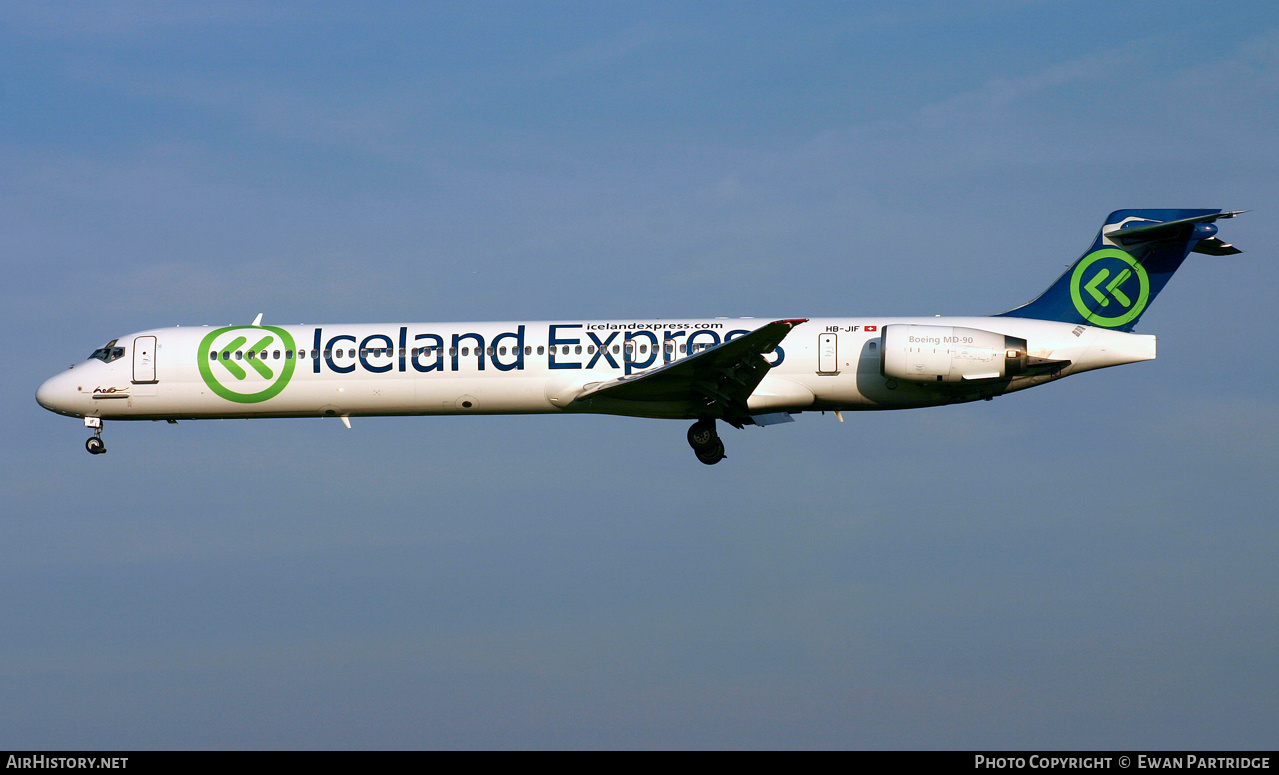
[997,209,1242,331]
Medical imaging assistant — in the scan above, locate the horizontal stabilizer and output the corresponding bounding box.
[1192,237,1242,256]
[1104,210,1245,246]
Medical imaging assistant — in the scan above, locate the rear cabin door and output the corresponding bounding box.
[817,333,839,375]
[133,335,157,383]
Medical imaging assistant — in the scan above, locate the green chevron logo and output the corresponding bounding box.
[198,326,297,403]
[1069,248,1150,328]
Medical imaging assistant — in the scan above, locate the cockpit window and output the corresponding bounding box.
[89,339,125,363]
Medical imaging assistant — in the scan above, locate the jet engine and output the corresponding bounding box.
[881,324,1028,383]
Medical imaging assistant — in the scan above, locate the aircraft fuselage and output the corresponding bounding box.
[36,315,1154,424]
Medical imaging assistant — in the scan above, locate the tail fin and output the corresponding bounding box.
[998,209,1244,331]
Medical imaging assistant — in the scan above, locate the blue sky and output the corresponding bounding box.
[2,1,1277,749]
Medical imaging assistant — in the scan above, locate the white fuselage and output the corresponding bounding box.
[36,316,1155,423]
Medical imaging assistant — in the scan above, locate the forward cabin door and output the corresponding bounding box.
[133,335,157,383]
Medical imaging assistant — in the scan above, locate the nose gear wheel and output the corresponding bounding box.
[85,419,106,455]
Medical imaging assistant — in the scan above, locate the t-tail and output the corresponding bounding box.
[998,209,1244,332]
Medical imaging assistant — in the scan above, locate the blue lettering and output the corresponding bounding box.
[452,333,485,371]
[549,324,582,370]
[313,328,323,373]
[324,334,356,373]
[359,334,395,373]
[663,331,686,363]
[587,331,619,369]
[491,326,525,372]
[412,333,444,372]
[624,331,658,374]
[687,330,721,353]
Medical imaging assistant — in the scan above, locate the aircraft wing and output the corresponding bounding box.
[567,318,807,426]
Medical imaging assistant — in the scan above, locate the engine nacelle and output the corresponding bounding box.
[881,324,1028,384]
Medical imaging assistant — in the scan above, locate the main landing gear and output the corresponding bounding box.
[84,416,106,455]
[687,419,726,465]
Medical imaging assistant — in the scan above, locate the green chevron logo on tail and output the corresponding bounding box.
[1069,249,1150,328]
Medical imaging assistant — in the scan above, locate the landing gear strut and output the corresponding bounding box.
[84,417,106,455]
[687,419,725,465]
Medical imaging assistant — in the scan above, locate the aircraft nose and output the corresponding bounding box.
[36,369,82,416]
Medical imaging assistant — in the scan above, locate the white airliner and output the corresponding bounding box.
[37,209,1242,464]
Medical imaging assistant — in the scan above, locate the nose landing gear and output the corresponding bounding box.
[687,419,725,465]
[84,417,106,455]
